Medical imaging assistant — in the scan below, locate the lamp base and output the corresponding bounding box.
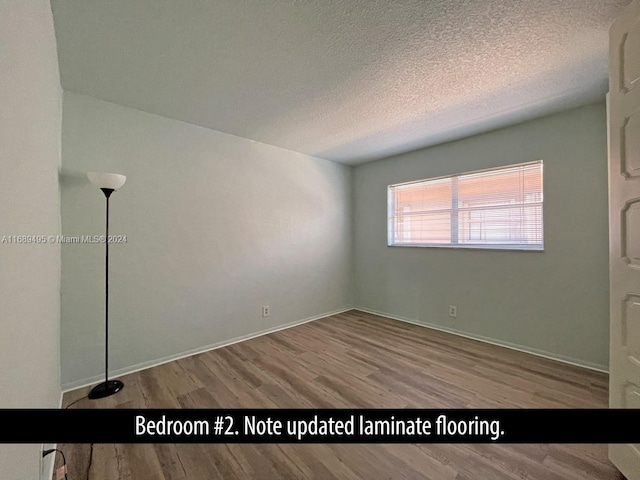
[88,380,124,399]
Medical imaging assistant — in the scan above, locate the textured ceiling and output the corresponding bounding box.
[51,0,630,165]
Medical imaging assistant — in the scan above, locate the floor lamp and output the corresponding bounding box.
[87,172,126,399]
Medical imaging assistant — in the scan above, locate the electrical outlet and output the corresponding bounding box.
[262,305,270,318]
[448,305,457,318]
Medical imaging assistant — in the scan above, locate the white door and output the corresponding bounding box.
[609,0,640,477]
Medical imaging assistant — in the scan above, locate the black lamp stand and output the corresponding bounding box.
[88,187,124,399]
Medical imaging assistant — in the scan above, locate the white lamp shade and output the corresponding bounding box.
[87,172,126,190]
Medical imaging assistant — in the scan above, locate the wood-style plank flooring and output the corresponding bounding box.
[58,310,622,479]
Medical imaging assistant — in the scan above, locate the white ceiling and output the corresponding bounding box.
[51,0,630,165]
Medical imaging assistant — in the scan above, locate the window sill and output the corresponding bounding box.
[387,243,544,252]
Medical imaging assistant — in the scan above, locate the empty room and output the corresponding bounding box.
[2,0,640,478]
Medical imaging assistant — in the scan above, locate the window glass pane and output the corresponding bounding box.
[394,211,451,244]
[458,205,543,244]
[394,178,451,214]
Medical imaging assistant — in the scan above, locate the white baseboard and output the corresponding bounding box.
[354,307,609,373]
[41,393,64,480]
[41,447,54,480]
[62,306,353,392]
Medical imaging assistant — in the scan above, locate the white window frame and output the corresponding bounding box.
[387,161,544,251]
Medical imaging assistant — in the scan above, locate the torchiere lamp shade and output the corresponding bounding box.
[87,172,126,190]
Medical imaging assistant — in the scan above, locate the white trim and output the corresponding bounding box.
[62,307,352,392]
[41,446,54,480]
[388,243,544,252]
[354,307,609,373]
[40,392,64,480]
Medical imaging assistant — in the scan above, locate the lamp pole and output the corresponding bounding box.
[103,188,112,388]
[87,172,126,400]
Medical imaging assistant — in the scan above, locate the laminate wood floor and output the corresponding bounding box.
[59,310,623,479]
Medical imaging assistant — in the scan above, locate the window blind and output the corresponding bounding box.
[387,161,543,250]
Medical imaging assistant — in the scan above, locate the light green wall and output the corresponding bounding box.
[60,92,353,389]
[353,102,609,370]
[60,94,609,387]
[0,0,62,478]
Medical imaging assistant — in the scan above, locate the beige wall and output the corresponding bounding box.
[0,0,62,478]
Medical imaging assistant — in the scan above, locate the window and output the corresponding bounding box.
[387,161,543,250]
